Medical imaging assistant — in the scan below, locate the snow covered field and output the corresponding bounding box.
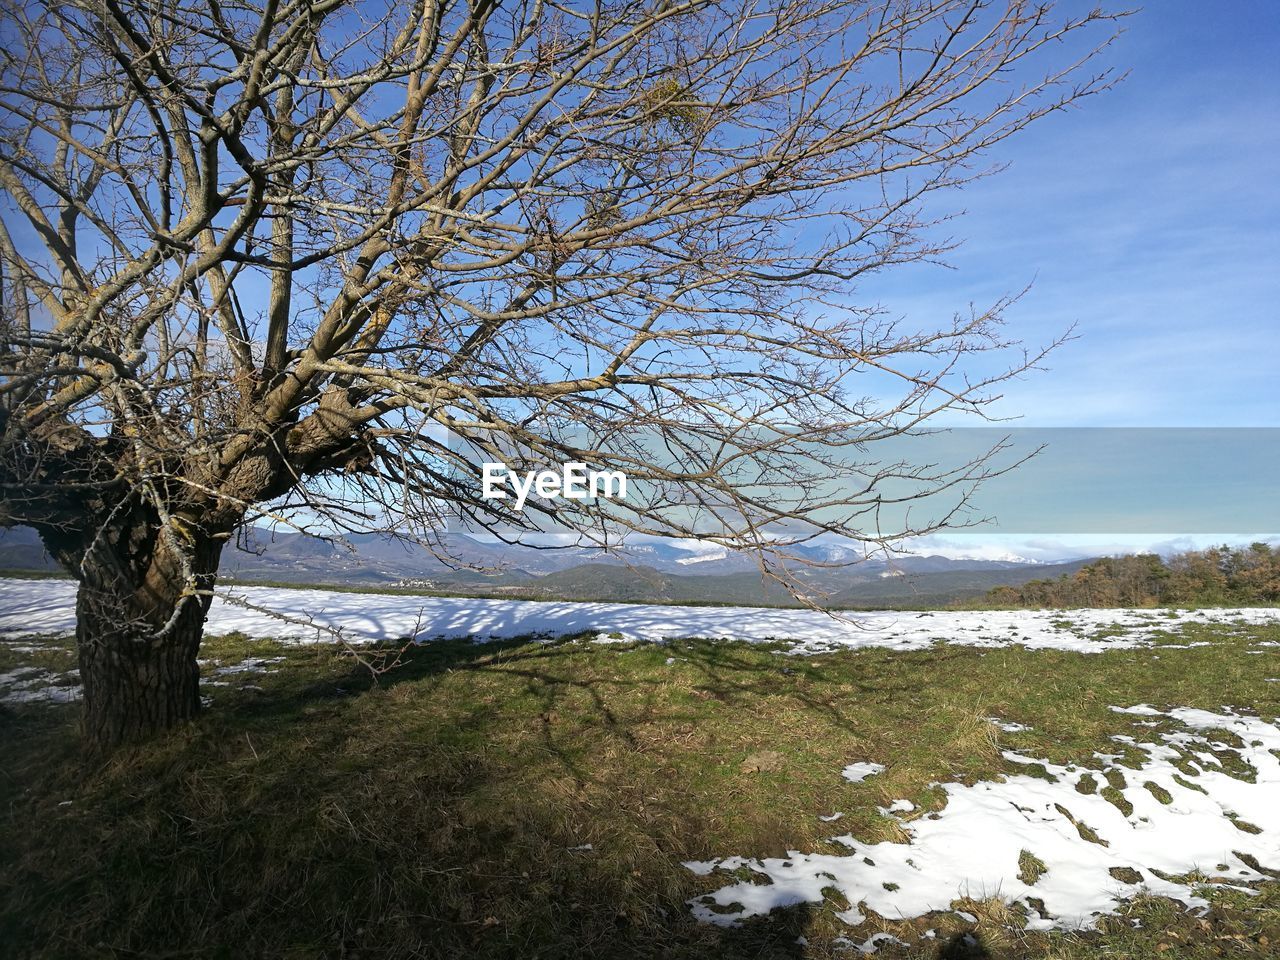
[2,577,1278,652]
[688,705,1280,942]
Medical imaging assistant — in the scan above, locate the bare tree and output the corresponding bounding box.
[0,0,1122,748]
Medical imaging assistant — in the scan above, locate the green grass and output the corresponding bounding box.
[2,621,1279,958]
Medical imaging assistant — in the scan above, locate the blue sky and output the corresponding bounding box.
[858,2,1280,428]
[370,5,1280,560]
[468,4,1280,563]
[856,4,1280,559]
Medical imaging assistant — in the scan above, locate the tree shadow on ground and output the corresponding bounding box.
[0,633,1014,958]
[241,631,932,730]
[0,636,869,958]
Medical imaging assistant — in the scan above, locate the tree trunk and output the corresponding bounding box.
[71,523,224,750]
[76,583,206,747]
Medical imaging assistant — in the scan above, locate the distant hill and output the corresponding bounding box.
[502,558,1094,608]
[826,559,1096,606]
[971,544,1280,608]
[0,527,63,572]
[0,525,1091,608]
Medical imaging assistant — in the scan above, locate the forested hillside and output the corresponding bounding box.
[974,544,1280,608]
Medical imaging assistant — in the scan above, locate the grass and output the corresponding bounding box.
[1,619,1279,958]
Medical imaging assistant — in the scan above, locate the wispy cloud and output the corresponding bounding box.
[849,6,1280,428]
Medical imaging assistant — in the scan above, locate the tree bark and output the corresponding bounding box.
[70,524,224,750]
[76,584,204,747]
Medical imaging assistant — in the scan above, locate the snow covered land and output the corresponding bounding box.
[687,704,1280,941]
[2,577,1277,652]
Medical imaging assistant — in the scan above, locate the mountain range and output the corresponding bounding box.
[0,525,1091,608]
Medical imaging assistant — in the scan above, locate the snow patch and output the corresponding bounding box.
[0,666,80,704]
[848,932,908,953]
[687,705,1280,933]
[842,762,885,783]
[879,800,915,816]
[213,656,284,676]
[675,549,729,566]
[988,718,1031,732]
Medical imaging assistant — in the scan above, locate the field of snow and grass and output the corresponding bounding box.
[3,577,1278,654]
[3,576,1280,957]
[687,703,1280,942]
